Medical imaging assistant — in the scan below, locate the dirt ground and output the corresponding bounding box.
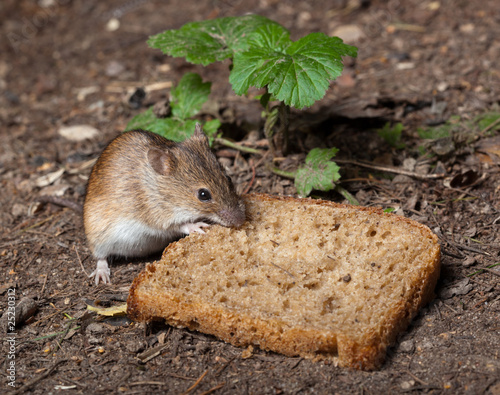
[1,0,499,393]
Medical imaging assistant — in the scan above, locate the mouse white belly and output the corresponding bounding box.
[93,218,181,259]
[89,217,211,284]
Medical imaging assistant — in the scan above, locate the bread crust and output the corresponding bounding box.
[128,193,441,370]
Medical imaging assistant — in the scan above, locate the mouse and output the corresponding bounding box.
[83,124,246,285]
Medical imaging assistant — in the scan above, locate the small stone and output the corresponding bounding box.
[462,256,476,267]
[415,163,431,175]
[88,336,101,345]
[437,81,449,92]
[156,64,171,73]
[58,125,100,141]
[402,158,417,171]
[126,339,147,354]
[460,23,474,33]
[106,18,120,32]
[331,25,364,43]
[419,339,434,350]
[399,339,415,353]
[86,323,106,334]
[401,380,415,390]
[396,62,415,70]
[11,203,26,217]
[105,60,125,77]
[431,137,455,156]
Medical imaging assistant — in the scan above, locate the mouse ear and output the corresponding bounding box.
[191,123,209,146]
[147,148,172,175]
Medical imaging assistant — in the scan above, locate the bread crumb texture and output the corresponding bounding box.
[128,194,440,370]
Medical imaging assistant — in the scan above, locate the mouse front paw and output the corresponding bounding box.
[90,259,111,285]
[180,222,210,235]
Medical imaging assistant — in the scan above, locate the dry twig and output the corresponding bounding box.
[9,359,67,395]
[335,159,445,180]
[181,370,208,395]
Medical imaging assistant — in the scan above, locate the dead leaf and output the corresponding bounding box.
[476,135,500,163]
[87,303,128,316]
[35,168,65,187]
[449,170,480,188]
[439,278,473,299]
[39,183,70,197]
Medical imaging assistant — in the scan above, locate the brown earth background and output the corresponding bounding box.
[1,0,499,394]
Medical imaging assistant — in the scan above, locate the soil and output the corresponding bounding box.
[1,0,499,394]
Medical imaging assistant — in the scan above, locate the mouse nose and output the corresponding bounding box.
[220,204,246,227]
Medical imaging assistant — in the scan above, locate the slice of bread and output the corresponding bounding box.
[127,194,440,370]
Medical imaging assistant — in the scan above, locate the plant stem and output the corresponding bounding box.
[335,185,359,205]
[467,262,500,277]
[277,102,290,155]
[266,164,296,179]
[215,137,264,155]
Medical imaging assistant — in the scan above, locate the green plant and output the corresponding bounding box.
[145,15,355,153]
[474,111,500,134]
[417,111,500,142]
[377,122,405,149]
[126,72,220,143]
[417,110,500,157]
[268,148,358,204]
[294,148,341,197]
[467,262,500,277]
[128,15,357,197]
[417,116,460,140]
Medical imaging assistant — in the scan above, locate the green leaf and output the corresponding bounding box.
[125,107,157,131]
[147,15,279,66]
[125,107,220,145]
[377,122,405,148]
[295,148,341,197]
[417,124,452,140]
[201,119,222,146]
[125,109,220,145]
[126,108,200,141]
[230,25,357,109]
[125,72,219,143]
[171,72,211,119]
[475,111,500,132]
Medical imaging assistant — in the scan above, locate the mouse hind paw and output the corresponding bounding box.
[90,259,111,285]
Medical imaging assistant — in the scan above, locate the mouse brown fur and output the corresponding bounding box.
[83,124,245,284]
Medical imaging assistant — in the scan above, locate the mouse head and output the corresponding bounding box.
[147,124,245,228]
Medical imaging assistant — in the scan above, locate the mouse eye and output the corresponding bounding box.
[197,188,212,202]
